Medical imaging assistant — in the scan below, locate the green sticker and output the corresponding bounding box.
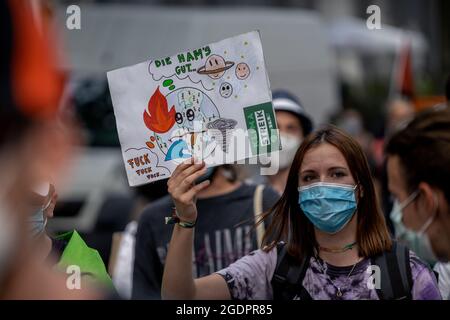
[244,102,280,155]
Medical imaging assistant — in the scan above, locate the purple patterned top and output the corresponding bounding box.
[216,247,441,300]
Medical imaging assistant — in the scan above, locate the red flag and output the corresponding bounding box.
[390,40,414,100]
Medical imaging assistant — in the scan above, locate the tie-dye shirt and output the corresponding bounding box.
[216,246,441,300]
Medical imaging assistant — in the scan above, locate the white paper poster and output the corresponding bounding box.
[107,31,279,186]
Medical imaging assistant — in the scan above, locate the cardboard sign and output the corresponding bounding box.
[107,31,279,186]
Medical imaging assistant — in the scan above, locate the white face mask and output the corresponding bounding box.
[29,202,50,238]
[272,133,302,170]
[29,183,51,238]
[390,191,438,264]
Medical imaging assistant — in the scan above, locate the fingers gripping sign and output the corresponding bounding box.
[167,157,211,225]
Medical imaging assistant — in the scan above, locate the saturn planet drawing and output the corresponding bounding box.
[197,54,235,79]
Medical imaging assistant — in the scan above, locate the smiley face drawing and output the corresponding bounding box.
[197,54,234,79]
[235,62,250,80]
[219,82,233,98]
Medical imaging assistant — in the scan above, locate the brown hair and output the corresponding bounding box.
[261,125,392,261]
[385,107,450,202]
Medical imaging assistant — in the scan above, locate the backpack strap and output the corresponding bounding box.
[272,241,414,300]
[371,241,413,300]
[271,242,312,300]
[253,185,265,248]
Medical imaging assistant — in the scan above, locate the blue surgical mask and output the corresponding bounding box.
[29,209,47,238]
[29,199,50,238]
[298,182,358,234]
[390,191,438,264]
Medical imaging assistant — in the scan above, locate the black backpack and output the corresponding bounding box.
[271,241,414,300]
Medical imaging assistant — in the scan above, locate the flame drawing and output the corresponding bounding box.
[143,86,175,133]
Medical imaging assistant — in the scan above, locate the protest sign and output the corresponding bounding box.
[107,31,279,186]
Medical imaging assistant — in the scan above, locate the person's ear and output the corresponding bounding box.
[417,182,438,219]
[45,185,57,219]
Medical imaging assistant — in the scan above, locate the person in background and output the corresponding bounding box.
[335,109,376,170]
[0,0,100,299]
[132,165,280,299]
[386,108,450,299]
[112,179,168,299]
[385,98,415,138]
[334,109,381,196]
[378,97,417,235]
[28,183,114,291]
[256,90,313,195]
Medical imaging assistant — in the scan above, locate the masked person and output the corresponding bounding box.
[28,183,114,291]
[378,98,417,236]
[0,0,100,299]
[111,178,169,299]
[257,90,313,194]
[132,165,279,299]
[161,126,440,300]
[386,107,450,299]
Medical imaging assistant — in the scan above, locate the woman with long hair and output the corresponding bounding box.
[161,126,440,300]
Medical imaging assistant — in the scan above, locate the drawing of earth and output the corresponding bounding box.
[153,87,221,162]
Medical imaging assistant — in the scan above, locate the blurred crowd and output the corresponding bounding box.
[1,0,450,300]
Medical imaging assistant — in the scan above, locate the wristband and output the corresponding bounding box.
[165,208,196,228]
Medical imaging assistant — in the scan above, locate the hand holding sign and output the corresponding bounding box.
[107,31,279,186]
[167,158,210,223]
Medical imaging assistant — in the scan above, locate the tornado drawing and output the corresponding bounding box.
[207,118,238,153]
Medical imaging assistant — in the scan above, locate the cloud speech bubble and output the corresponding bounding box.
[148,46,222,92]
[123,147,171,186]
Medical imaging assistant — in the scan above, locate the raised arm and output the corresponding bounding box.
[161,158,231,300]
